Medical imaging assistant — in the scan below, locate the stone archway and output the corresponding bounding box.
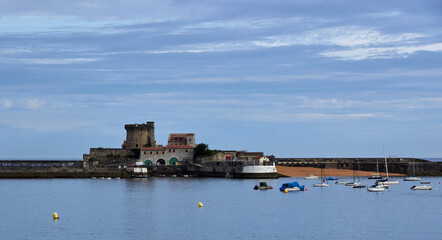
[169,157,178,165]
[144,160,153,165]
[156,159,166,165]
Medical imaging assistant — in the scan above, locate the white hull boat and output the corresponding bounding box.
[404,176,421,181]
[344,182,358,186]
[411,185,433,190]
[313,183,330,187]
[305,174,319,180]
[381,180,399,185]
[367,186,385,192]
[375,182,389,188]
[335,181,351,185]
[352,182,366,188]
[285,187,302,191]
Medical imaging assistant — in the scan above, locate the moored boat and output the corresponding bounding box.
[411,185,433,190]
[280,182,305,192]
[404,176,421,181]
[312,166,330,187]
[404,159,420,181]
[352,182,366,188]
[254,182,273,190]
[367,185,385,192]
[305,174,319,180]
[335,180,351,185]
[313,182,330,187]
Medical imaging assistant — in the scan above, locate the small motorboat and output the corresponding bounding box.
[420,182,430,184]
[326,176,338,180]
[411,185,433,190]
[254,182,273,190]
[280,182,305,192]
[304,174,319,180]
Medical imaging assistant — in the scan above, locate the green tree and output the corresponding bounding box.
[194,143,209,157]
[194,143,219,158]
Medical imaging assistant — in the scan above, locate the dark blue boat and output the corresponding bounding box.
[279,182,305,192]
[326,176,338,180]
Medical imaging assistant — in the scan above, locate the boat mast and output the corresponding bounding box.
[383,144,389,179]
[376,158,379,176]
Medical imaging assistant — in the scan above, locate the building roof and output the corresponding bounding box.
[168,133,194,141]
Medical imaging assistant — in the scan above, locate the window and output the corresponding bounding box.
[173,149,175,152]
[186,149,188,152]
[169,149,171,152]
[144,151,146,155]
[150,152,152,155]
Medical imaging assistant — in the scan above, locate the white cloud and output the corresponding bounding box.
[149,26,427,57]
[319,43,442,60]
[0,57,99,64]
[363,11,403,18]
[23,98,46,110]
[0,98,12,109]
[254,27,423,47]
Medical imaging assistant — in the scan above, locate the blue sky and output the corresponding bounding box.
[1,0,442,159]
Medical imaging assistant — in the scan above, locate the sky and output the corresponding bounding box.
[1,0,442,159]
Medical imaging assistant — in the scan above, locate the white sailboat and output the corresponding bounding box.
[312,165,330,187]
[376,145,399,185]
[368,158,382,179]
[404,159,421,181]
[367,184,385,192]
[352,160,366,188]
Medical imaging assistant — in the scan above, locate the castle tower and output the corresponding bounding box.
[125,122,155,149]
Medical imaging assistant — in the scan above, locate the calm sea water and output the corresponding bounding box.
[1,177,441,240]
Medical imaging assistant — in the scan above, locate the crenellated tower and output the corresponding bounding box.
[125,122,155,149]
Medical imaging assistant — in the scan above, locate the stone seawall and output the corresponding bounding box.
[275,158,442,176]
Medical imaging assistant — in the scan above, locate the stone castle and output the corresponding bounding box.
[83,121,196,168]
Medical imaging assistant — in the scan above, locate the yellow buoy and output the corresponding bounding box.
[284,189,288,193]
[52,212,59,219]
[198,202,203,208]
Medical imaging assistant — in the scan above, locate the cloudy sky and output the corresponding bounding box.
[1,0,442,159]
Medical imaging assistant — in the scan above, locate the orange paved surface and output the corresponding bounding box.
[276,166,405,177]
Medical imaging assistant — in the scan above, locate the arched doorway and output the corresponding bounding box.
[156,159,166,165]
[144,160,153,165]
[169,157,178,165]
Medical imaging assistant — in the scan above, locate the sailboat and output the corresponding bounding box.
[312,164,330,187]
[404,159,421,181]
[352,160,366,188]
[368,158,383,179]
[367,184,385,192]
[344,162,358,186]
[375,145,399,185]
[344,160,365,188]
